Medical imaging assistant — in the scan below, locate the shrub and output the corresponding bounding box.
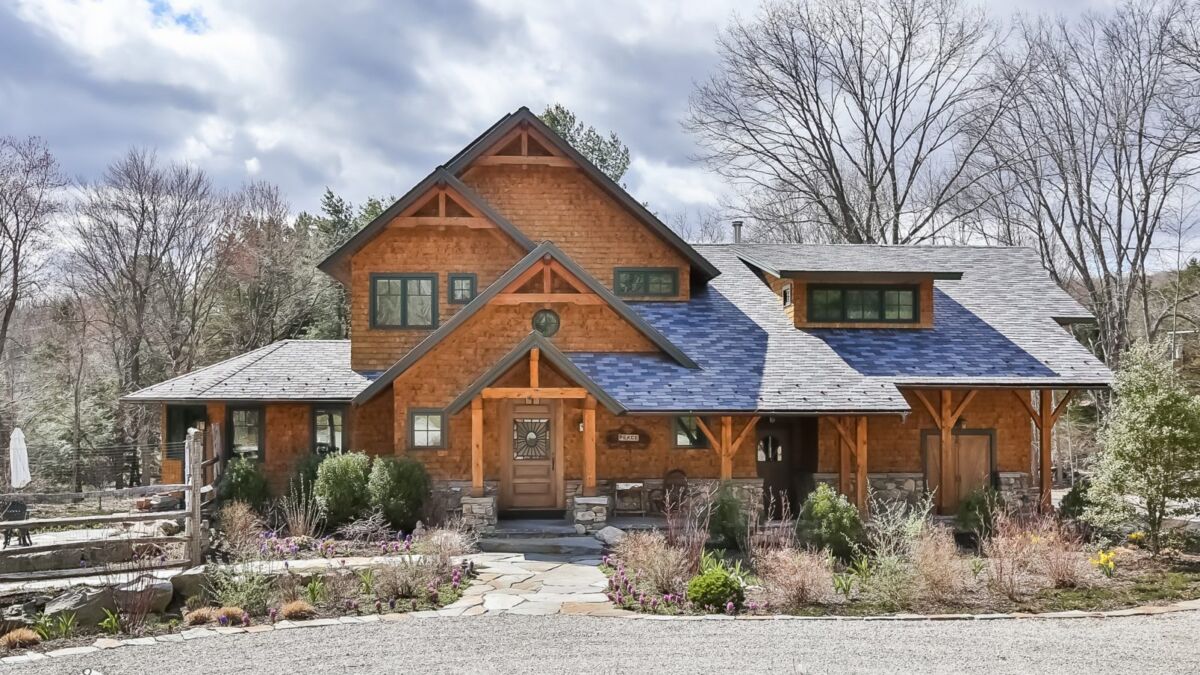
[708,484,749,550]
[280,600,317,620]
[755,549,831,609]
[205,565,273,615]
[796,484,862,560]
[0,628,40,649]
[686,566,744,611]
[367,457,431,531]
[218,501,264,562]
[377,557,438,599]
[611,530,689,596]
[982,511,1039,600]
[293,454,325,494]
[413,520,478,576]
[864,490,931,559]
[315,452,372,525]
[218,457,270,509]
[1087,342,1200,554]
[1057,478,1091,521]
[956,488,1001,537]
[912,527,964,602]
[1034,521,1085,589]
[858,554,916,611]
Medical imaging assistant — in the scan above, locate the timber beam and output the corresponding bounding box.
[695,416,760,481]
[1012,389,1075,513]
[911,389,977,514]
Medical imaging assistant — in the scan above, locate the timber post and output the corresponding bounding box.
[583,396,597,496]
[471,397,484,497]
[185,427,203,566]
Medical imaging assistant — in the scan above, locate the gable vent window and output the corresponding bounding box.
[781,282,793,307]
[614,268,679,297]
[449,273,477,304]
[372,274,437,328]
[808,285,918,323]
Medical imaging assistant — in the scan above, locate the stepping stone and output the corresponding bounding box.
[437,606,468,617]
[506,602,561,616]
[538,565,606,587]
[410,610,440,619]
[462,605,487,616]
[122,636,159,645]
[156,634,185,642]
[182,628,216,640]
[510,579,544,591]
[514,561,561,572]
[93,638,123,649]
[463,583,494,596]
[379,613,413,622]
[47,646,99,657]
[561,602,611,615]
[482,593,526,611]
[245,625,274,633]
[526,592,609,604]
[443,595,485,609]
[490,574,536,588]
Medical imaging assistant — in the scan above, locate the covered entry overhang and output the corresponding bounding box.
[903,384,1106,514]
[445,332,624,500]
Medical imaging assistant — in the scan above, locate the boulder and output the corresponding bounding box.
[0,597,45,633]
[593,526,627,547]
[44,586,117,626]
[170,565,208,601]
[114,576,173,614]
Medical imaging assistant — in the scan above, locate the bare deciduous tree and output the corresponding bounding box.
[968,0,1200,368]
[74,148,219,482]
[217,182,325,352]
[687,0,1012,244]
[0,136,64,371]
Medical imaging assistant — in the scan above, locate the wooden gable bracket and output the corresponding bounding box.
[911,389,977,514]
[474,123,576,169]
[493,255,605,305]
[1011,389,1076,513]
[393,186,494,230]
[695,416,761,481]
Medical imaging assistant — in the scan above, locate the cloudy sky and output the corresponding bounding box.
[1,0,1097,224]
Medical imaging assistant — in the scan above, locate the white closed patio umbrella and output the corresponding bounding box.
[9,428,30,490]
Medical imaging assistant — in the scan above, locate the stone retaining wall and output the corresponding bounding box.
[813,472,1037,509]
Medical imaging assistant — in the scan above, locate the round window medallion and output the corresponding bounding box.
[532,309,561,337]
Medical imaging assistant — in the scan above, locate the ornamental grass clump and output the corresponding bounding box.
[0,628,40,650]
[280,600,317,620]
[218,501,265,562]
[912,527,964,603]
[184,607,217,626]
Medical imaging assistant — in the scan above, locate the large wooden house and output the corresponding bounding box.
[126,107,1112,531]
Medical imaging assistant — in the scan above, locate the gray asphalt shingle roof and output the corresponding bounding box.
[122,340,371,402]
[125,244,1111,410]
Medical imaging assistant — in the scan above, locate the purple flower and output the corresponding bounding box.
[218,615,229,627]
[388,598,397,611]
[375,600,383,614]
[725,601,735,615]
[269,608,278,623]
[242,613,250,627]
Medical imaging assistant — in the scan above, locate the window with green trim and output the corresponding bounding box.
[409,410,445,449]
[614,268,678,297]
[807,285,918,323]
[448,273,476,304]
[371,274,437,328]
[674,416,708,448]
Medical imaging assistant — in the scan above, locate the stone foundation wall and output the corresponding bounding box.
[460,495,498,533]
[570,496,611,534]
[813,472,1036,510]
[430,480,498,525]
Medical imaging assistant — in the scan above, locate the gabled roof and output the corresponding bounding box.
[444,107,720,281]
[734,244,963,280]
[317,168,536,284]
[734,244,1095,324]
[446,332,625,415]
[352,241,697,405]
[122,341,369,402]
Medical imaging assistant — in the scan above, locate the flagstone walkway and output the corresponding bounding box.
[439,552,624,617]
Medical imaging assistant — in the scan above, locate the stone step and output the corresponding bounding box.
[477,536,604,556]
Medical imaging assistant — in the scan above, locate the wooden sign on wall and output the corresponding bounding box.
[605,424,651,449]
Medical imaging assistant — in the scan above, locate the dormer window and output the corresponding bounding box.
[808,285,917,323]
[614,268,678,297]
[781,281,793,307]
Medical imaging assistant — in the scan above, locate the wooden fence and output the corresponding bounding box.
[0,428,220,583]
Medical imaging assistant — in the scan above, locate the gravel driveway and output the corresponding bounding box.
[11,612,1199,674]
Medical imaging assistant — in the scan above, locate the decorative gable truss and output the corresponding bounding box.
[471,123,575,169]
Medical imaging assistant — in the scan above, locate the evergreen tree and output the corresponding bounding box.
[538,103,631,183]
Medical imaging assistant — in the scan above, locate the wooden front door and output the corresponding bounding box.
[955,434,992,503]
[921,429,996,511]
[755,422,793,518]
[501,402,561,510]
